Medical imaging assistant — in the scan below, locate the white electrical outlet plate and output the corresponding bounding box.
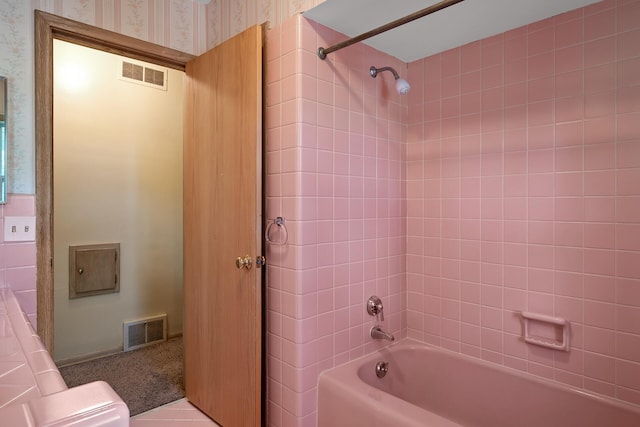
[4,216,36,242]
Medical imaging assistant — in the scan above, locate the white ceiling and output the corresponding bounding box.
[303,0,601,63]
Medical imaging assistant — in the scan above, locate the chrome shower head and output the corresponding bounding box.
[369,65,411,95]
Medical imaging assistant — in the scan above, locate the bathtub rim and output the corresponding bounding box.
[318,340,463,427]
[318,338,640,418]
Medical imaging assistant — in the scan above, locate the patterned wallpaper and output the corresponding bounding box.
[0,0,324,194]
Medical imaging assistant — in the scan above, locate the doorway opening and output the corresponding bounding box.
[36,10,192,415]
[35,9,194,354]
[36,12,265,424]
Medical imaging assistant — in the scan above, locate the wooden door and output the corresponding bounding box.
[183,25,263,426]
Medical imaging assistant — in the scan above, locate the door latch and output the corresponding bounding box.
[256,256,266,268]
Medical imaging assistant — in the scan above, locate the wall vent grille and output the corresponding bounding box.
[121,61,167,90]
[123,314,167,351]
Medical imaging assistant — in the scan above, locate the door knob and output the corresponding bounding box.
[235,255,253,270]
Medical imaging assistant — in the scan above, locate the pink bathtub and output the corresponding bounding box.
[318,339,640,427]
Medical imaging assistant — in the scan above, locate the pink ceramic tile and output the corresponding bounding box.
[4,243,36,268]
[502,221,525,244]
[529,28,554,55]
[583,37,615,70]
[504,35,526,62]
[584,9,615,41]
[442,96,460,118]
[617,224,640,252]
[584,170,616,196]
[555,246,583,273]
[555,146,583,172]
[527,149,554,173]
[618,58,640,88]
[442,75,461,99]
[554,122,582,149]
[617,169,640,196]
[586,63,616,93]
[481,65,503,90]
[555,171,583,196]
[617,250,640,280]
[584,222,615,249]
[6,268,37,293]
[527,53,554,82]
[528,173,554,197]
[481,38,504,68]
[504,264,527,288]
[460,71,481,95]
[615,359,640,390]
[555,197,585,222]
[4,196,35,216]
[618,0,640,30]
[504,84,526,110]
[584,249,615,276]
[555,18,583,49]
[528,243,555,269]
[556,45,584,75]
[585,90,615,119]
[584,300,616,330]
[505,59,527,85]
[584,275,615,302]
[441,49,461,76]
[554,271,583,298]
[481,88,503,112]
[461,41,481,71]
[583,325,616,356]
[617,196,640,223]
[617,84,640,116]
[528,100,554,127]
[481,327,503,353]
[554,222,584,248]
[584,197,615,223]
[616,332,640,363]
[555,96,584,123]
[618,28,640,60]
[556,70,583,98]
[529,197,555,221]
[617,112,640,141]
[527,79,551,107]
[585,143,615,171]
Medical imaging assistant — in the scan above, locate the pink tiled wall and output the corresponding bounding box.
[406,0,640,407]
[264,15,407,427]
[0,195,37,326]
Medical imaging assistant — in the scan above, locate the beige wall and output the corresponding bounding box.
[53,40,183,361]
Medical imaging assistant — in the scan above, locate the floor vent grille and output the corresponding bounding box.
[123,314,167,351]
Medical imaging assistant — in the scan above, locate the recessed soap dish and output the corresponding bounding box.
[521,311,570,352]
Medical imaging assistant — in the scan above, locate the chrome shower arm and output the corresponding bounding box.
[369,66,400,80]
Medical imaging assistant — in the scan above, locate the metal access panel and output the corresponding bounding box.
[69,243,120,299]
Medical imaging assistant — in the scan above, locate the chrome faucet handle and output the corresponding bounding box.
[367,295,384,322]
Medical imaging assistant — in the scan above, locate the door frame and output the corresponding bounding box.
[34,10,195,352]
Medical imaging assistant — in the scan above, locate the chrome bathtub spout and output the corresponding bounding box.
[370,325,395,341]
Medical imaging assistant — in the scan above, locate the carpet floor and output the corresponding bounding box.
[59,336,185,416]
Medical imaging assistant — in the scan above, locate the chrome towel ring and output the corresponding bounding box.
[265,216,288,246]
